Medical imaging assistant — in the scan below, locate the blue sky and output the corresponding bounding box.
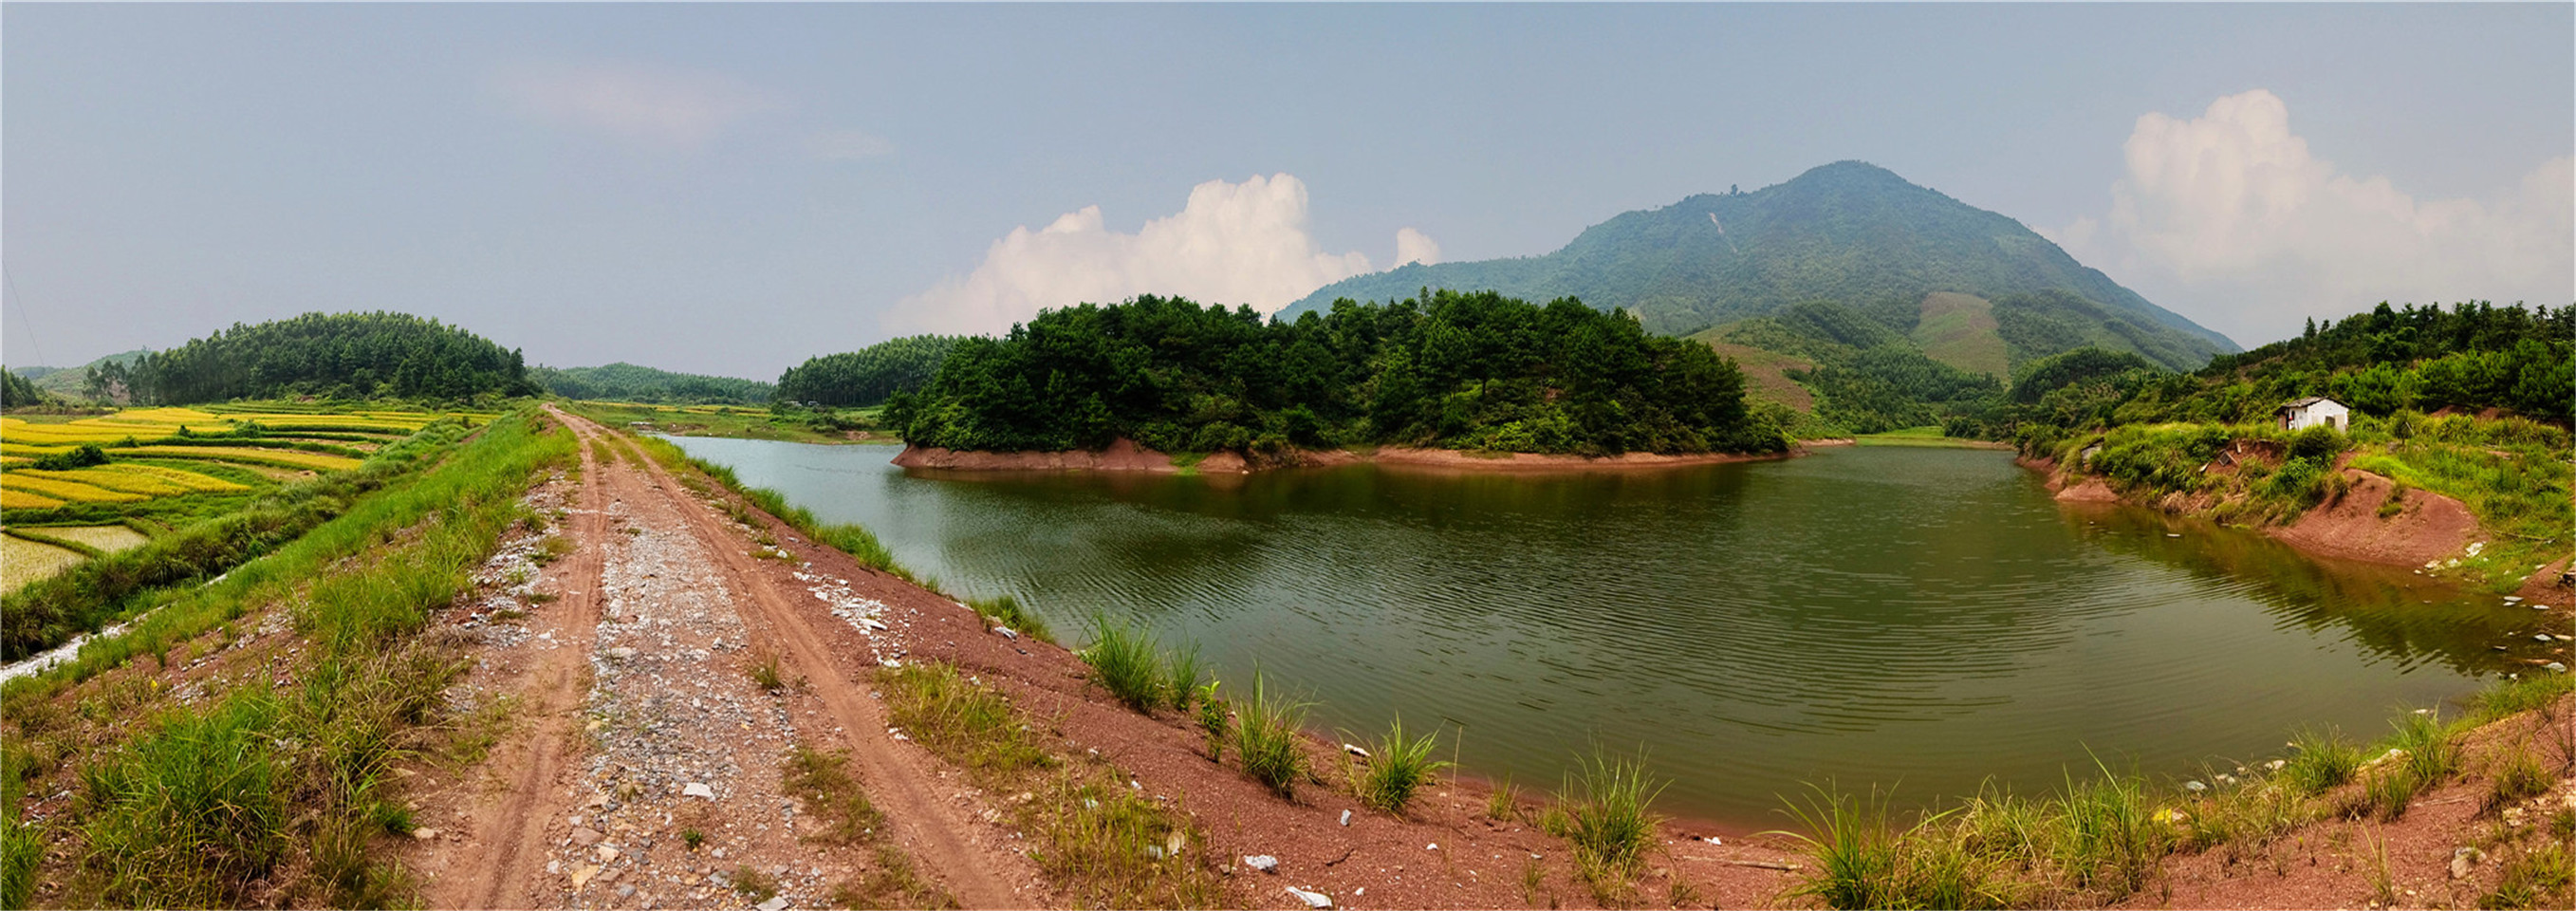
[6,3,2568,378]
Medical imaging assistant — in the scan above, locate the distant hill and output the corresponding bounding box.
[121,312,537,403]
[1280,160,2236,362]
[530,363,773,405]
[11,349,152,400]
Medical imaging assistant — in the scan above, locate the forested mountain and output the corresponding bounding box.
[530,363,772,404]
[1280,160,2235,360]
[103,312,539,404]
[890,292,1782,457]
[776,335,961,407]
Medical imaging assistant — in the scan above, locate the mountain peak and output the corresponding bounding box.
[1281,161,2236,361]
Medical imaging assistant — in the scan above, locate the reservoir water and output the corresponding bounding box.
[667,438,2540,827]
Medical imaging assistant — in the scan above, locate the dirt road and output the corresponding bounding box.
[414,406,1039,908]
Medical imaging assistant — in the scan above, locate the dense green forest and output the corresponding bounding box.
[1696,301,2007,435]
[94,312,539,404]
[1281,161,2234,360]
[2008,301,2573,450]
[1,367,49,407]
[529,362,772,404]
[889,292,1783,457]
[776,334,961,407]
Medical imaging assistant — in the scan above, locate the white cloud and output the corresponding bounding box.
[894,174,1375,335]
[809,129,895,161]
[2051,89,2572,344]
[493,62,782,148]
[1395,227,1443,267]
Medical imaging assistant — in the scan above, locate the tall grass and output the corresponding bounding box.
[77,694,290,908]
[2277,726,2365,795]
[1082,617,1166,712]
[1551,748,1669,902]
[1351,716,1452,815]
[1160,643,1203,714]
[1233,671,1311,799]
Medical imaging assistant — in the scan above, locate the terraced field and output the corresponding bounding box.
[0,402,487,589]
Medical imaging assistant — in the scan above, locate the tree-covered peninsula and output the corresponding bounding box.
[887,291,1787,458]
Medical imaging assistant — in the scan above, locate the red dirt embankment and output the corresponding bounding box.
[893,438,1798,474]
[2267,468,2482,568]
[2024,453,2573,606]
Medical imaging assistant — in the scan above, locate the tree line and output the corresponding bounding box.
[86,312,539,404]
[887,291,1786,457]
[774,335,961,407]
[2003,301,2573,451]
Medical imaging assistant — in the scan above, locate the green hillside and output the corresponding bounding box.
[1280,160,2235,360]
[529,362,773,405]
[10,349,152,400]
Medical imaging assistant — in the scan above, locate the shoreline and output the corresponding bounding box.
[889,437,1805,474]
[2016,453,2574,607]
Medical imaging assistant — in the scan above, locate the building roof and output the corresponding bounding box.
[2277,396,2340,411]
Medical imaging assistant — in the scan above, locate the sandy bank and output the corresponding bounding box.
[893,438,1801,474]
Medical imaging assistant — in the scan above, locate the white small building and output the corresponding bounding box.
[2276,396,2350,432]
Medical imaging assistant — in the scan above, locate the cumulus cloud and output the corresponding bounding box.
[808,128,895,161]
[1395,227,1443,267]
[493,62,782,148]
[894,174,1375,335]
[2050,89,2572,343]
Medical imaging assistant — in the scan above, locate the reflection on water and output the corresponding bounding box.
[670,438,2530,826]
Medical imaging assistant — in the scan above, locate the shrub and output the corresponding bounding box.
[2288,423,2344,461]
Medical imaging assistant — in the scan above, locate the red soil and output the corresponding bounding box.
[2267,469,2482,570]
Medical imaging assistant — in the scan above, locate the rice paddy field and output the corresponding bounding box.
[0,402,491,591]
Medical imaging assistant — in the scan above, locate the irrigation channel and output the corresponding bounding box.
[664,438,2540,827]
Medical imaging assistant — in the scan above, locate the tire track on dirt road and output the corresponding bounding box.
[437,410,608,909]
[562,409,1033,909]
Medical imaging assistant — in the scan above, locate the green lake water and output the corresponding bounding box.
[667,438,2551,827]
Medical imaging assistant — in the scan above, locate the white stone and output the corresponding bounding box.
[993,626,1018,640]
[756,898,789,911]
[683,782,716,800]
[1339,809,1351,827]
[1285,886,1333,909]
[1343,743,1371,758]
[1243,855,1279,872]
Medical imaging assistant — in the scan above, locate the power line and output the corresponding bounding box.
[3,266,51,368]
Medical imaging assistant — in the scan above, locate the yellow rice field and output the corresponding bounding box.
[117,446,361,472]
[1,534,85,591]
[1,489,65,510]
[0,474,149,504]
[15,465,247,497]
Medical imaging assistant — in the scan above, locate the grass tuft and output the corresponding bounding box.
[1082,616,1167,712]
[1233,670,1311,799]
[1351,716,1453,816]
[782,744,883,844]
[1553,748,1668,903]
